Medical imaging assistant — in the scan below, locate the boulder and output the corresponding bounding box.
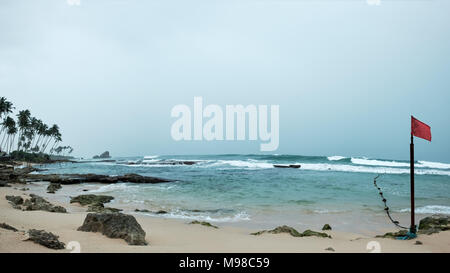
[70,194,114,206]
[418,215,450,235]
[23,194,67,213]
[0,181,10,187]
[47,182,61,194]
[77,213,147,245]
[322,224,332,231]
[26,229,65,250]
[6,195,24,206]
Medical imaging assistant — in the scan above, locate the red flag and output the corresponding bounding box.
[411,116,431,141]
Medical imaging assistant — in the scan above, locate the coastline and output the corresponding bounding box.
[1,184,449,253]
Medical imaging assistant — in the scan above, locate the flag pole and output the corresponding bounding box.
[410,133,416,234]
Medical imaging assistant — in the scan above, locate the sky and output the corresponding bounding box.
[0,0,449,162]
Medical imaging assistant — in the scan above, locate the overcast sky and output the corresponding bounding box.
[1,0,449,162]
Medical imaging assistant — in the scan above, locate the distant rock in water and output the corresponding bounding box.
[93,151,111,159]
[77,213,147,245]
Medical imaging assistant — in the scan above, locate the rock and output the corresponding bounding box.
[93,151,111,159]
[273,164,301,169]
[376,230,409,239]
[23,194,67,213]
[47,182,61,194]
[325,247,335,252]
[301,229,332,238]
[0,181,10,187]
[135,209,151,213]
[251,225,331,238]
[0,223,18,232]
[6,195,24,205]
[418,215,450,235]
[87,203,122,213]
[415,241,423,245]
[156,210,168,214]
[25,173,174,185]
[77,213,147,245]
[70,194,114,206]
[322,224,332,231]
[26,229,65,249]
[190,221,218,229]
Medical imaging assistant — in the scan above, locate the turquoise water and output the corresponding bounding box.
[39,154,450,232]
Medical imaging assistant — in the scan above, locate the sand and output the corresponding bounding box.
[0,185,449,253]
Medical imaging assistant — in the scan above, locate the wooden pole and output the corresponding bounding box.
[410,134,416,233]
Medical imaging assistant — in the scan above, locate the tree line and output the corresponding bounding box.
[0,97,73,157]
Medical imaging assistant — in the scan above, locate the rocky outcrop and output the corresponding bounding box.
[190,221,218,229]
[47,182,61,194]
[25,173,175,185]
[26,229,65,250]
[93,151,111,159]
[418,214,450,235]
[251,225,331,238]
[21,194,67,213]
[77,213,147,245]
[0,223,18,232]
[322,224,332,231]
[70,194,114,206]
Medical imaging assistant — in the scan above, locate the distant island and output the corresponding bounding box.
[93,151,111,159]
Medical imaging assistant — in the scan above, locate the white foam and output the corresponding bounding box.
[89,183,137,193]
[400,205,450,215]
[327,156,347,161]
[351,158,410,167]
[418,160,450,170]
[144,155,159,159]
[297,163,450,176]
[210,160,273,169]
[160,210,251,222]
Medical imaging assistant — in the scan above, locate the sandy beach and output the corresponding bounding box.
[1,184,449,253]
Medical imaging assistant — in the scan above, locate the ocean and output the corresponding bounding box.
[37,154,450,234]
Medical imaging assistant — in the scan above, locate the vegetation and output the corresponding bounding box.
[0,97,73,161]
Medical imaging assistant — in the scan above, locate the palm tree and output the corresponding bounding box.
[16,110,31,151]
[0,97,14,153]
[0,97,14,119]
[43,124,61,153]
[1,117,16,153]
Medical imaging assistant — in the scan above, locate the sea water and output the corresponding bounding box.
[37,154,450,234]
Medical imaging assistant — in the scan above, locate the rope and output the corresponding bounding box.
[373,174,408,229]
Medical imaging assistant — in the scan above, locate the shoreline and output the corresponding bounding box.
[1,184,449,253]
